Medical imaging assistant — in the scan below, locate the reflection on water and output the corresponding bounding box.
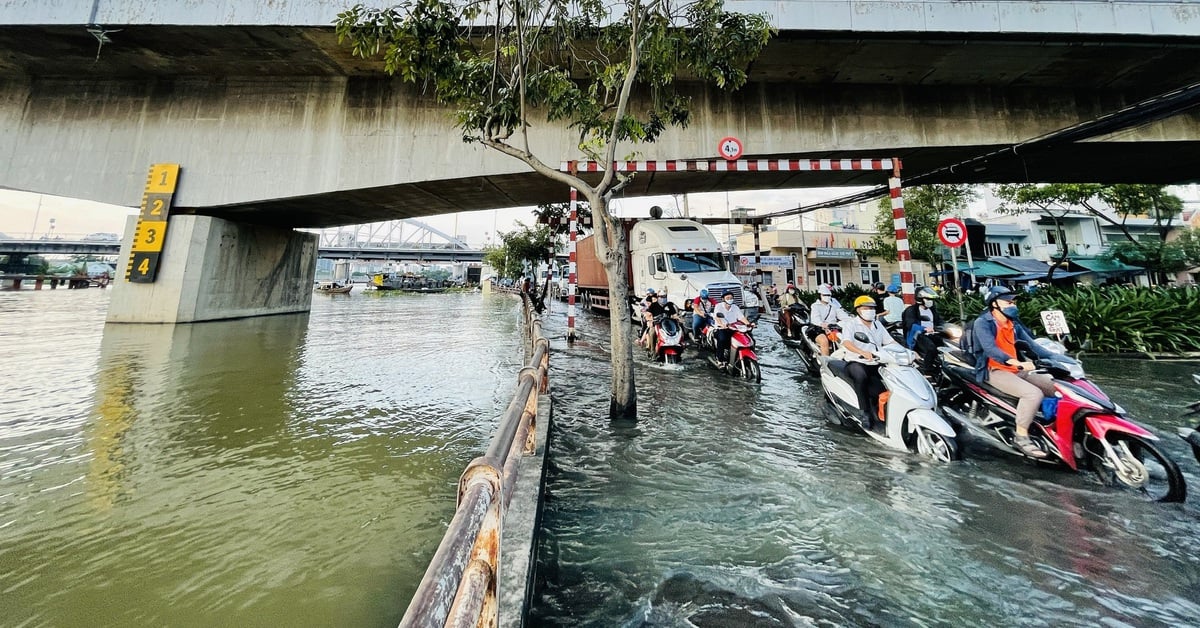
[0,289,524,627]
[532,309,1200,626]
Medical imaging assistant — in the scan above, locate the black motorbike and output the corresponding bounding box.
[773,302,810,342]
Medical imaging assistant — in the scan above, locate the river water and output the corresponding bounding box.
[0,288,524,627]
[2,290,1198,627]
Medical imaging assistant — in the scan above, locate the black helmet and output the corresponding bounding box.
[984,286,1017,307]
[872,281,886,291]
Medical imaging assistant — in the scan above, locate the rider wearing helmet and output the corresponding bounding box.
[807,284,848,356]
[903,287,947,374]
[842,295,901,429]
[691,288,716,341]
[903,287,944,346]
[973,286,1057,458]
[882,283,905,325]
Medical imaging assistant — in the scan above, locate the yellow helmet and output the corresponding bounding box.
[853,295,876,309]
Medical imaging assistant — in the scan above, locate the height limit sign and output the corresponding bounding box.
[937,217,967,248]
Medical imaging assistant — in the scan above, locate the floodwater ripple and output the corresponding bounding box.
[532,307,1200,627]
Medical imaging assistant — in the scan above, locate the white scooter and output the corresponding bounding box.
[819,333,961,462]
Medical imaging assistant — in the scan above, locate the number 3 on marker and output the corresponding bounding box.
[143,229,157,245]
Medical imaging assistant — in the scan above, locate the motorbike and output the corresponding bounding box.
[1178,373,1200,464]
[773,302,810,342]
[792,322,841,377]
[820,335,961,462]
[703,316,761,382]
[938,338,1187,502]
[647,314,685,366]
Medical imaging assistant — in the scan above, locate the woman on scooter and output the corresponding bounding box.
[691,289,716,341]
[973,286,1058,458]
[842,296,900,429]
[778,284,802,338]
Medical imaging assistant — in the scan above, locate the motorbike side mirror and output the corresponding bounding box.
[854,332,870,343]
[715,313,725,318]
[680,274,687,280]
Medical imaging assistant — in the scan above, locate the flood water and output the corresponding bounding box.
[530,308,1200,626]
[3,289,1199,627]
[0,288,524,627]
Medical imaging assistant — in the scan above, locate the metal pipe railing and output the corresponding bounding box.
[399,294,548,628]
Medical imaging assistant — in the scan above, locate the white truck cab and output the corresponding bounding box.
[629,219,744,308]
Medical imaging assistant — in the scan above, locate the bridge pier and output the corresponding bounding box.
[107,215,317,324]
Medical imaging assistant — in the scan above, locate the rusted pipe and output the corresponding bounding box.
[396,480,494,624]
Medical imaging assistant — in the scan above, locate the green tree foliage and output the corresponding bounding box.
[996,184,1186,284]
[336,0,773,418]
[869,185,977,267]
[482,222,559,280]
[533,201,592,236]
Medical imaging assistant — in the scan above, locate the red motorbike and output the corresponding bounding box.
[939,339,1186,502]
[648,314,685,366]
[703,318,761,382]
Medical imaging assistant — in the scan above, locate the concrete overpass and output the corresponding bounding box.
[1,0,1198,230]
[3,0,1198,322]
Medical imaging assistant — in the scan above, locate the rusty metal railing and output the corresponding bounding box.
[399,294,549,628]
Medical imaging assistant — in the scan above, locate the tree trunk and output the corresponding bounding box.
[1044,216,1067,285]
[592,197,637,420]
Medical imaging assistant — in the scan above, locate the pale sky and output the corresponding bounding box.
[0,187,875,246]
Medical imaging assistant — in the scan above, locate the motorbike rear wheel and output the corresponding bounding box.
[665,353,681,366]
[1090,433,1187,503]
[739,358,761,383]
[914,428,961,462]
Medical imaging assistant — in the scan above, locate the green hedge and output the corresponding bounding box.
[940,286,1200,354]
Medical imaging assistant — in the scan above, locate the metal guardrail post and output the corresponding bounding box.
[397,293,548,628]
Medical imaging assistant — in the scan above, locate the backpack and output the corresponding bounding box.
[958,316,981,367]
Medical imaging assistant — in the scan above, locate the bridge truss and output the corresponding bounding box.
[308,218,471,250]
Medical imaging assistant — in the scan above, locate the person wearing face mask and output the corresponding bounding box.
[881,284,904,325]
[972,286,1058,458]
[807,284,848,356]
[841,296,899,429]
[712,290,752,367]
[903,287,947,374]
[777,283,803,338]
[691,288,716,341]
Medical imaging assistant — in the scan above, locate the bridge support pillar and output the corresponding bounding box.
[107,215,316,324]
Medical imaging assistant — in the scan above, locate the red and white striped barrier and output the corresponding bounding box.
[561,158,897,173]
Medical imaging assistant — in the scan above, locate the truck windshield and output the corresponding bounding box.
[668,252,726,273]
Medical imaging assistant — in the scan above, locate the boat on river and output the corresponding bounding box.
[314,281,353,294]
[371,273,448,293]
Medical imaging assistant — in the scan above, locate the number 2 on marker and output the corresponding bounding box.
[151,199,164,215]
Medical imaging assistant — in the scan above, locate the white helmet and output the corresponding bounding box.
[817,285,832,296]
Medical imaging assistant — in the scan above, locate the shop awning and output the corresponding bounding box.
[1009,270,1090,282]
[1069,257,1143,274]
[929,261,1021,278]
